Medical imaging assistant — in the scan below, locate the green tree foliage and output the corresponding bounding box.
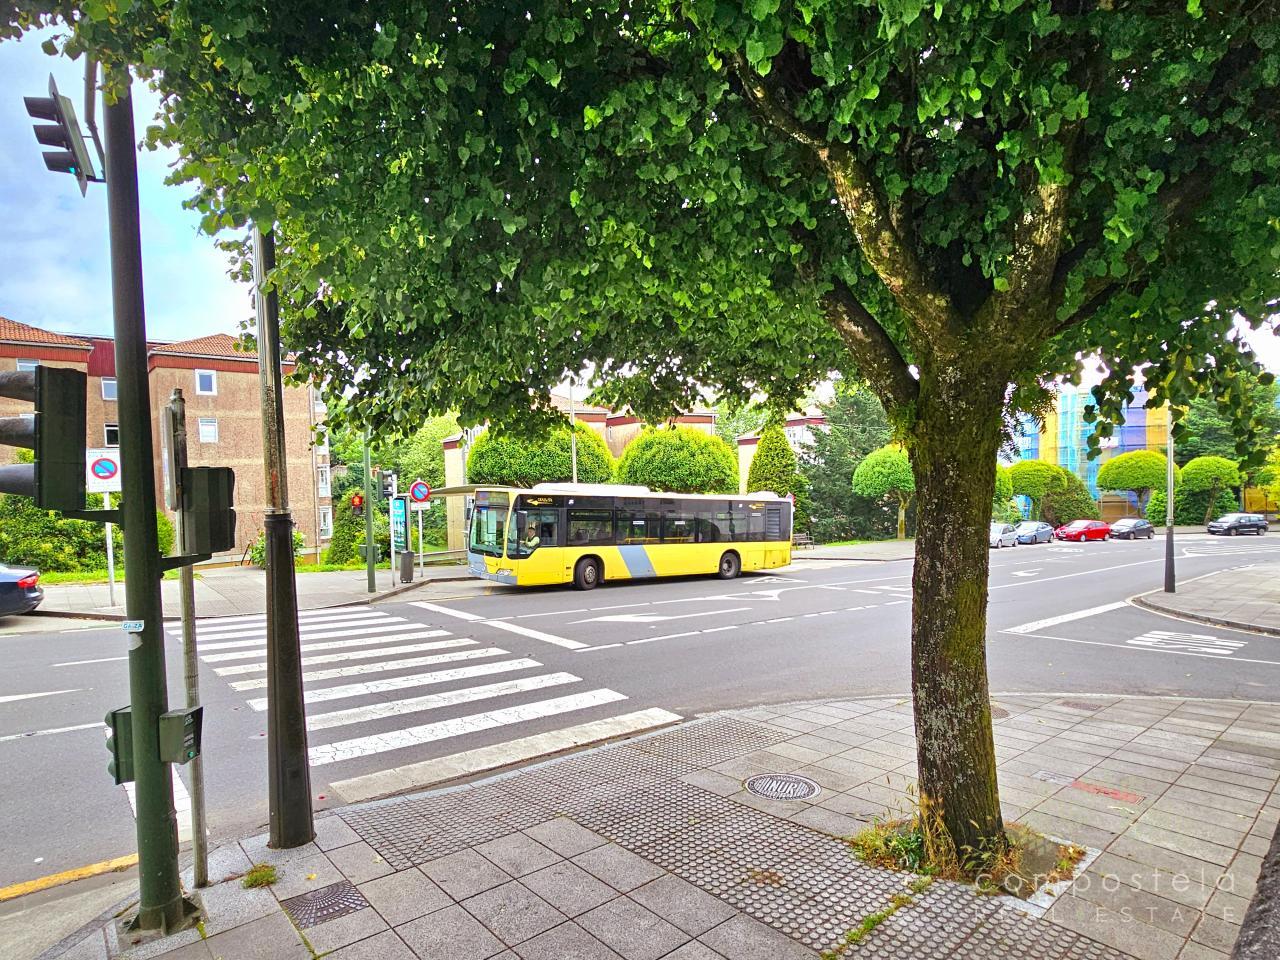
[852,446,914,539]
[0,494,171,572]
[31,0,1280,859]
[324,496,361,564]
[467,423,613,488]
[1009,460,1062,520]
[992,465,1020,523]
[1178,455,1242,523]
[1146,488,1237,527]
[1177,373,1280,469]
[746,425,799,495]
[615,427,738,494]
[1096,451,1175,513]
[249,528,306,566]
[1039,471,1101,527]
[798,382,895,543]
[714,402,767,446]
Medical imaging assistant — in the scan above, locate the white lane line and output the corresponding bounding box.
[0,689,82,704]
[212,639,477,676]
[764,617,794,624]
[53,656,129,666]
[231,647,509,691]
[168,610,394,637]
[627,631,698,644]
[1002,602,1129,635]
[176,606,377,628]
[409,601,485,621]
[330,708,683,803]
[885,600,908,606]
[700,625,737,634]
[0,721,103,743]
[573,606,751,625]
[182,617,407,644]
[1009,631,1280,667]
[308,688,629,765]
[200,630,453,660]
[308,673,583,731]
[575,643,624,652]
[516,609,589,619]
[247,658,544,710]
[854,589,881,595]
[125,770,191,842]
[483,619,587,651]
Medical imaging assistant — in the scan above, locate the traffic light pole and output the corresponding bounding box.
[253,226,315,849]
[103,69,191,933]
[363,431,376,593]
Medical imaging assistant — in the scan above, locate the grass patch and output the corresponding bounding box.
[38,568,182,584]
[815,539,872,547]
[240,864,278,889]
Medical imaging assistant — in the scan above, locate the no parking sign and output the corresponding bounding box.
[85,448,123,493]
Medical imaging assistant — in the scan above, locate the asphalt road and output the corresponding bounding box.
[2,532,1278,892]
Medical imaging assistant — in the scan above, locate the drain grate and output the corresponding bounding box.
[745,773,820,801]
[280,880,369,928]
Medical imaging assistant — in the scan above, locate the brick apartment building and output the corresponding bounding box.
[0,317,332,561]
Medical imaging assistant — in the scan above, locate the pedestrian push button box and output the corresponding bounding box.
[159,706,203,764]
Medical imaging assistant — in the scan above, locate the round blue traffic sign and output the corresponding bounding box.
[91,457,119,480]
[409,481,431,502]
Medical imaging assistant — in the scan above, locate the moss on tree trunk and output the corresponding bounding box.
[907,370,1006,860]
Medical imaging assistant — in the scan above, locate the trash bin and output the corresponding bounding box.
[399,549,415,584]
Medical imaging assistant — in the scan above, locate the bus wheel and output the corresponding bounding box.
[574,557,602,591]
[717,552,741,580]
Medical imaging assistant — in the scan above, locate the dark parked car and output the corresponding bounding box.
[1055,520,1111,542]
[0,565,43,616]
[1014,521,1054,544]
[1207,513,1268,536]
[1110,518,1155,540]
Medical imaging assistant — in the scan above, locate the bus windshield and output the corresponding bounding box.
[469,493,509,557]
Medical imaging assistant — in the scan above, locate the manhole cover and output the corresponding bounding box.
[990,706,1010,719]
[281,880,369,928]
[744,773,820,801]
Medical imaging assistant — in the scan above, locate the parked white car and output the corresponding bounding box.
[989,522,1018,548]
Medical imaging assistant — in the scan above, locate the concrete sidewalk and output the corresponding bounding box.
[35,563,472,620]
[805,540,916,562]
[1136,562,1280,636]
[40,693,1280,960]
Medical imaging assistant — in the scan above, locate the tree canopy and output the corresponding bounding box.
[1009,459,1062,519]
[746,424,800,496]
[1095,450,1174,512]
[468,423,613,488]
[615,427,738,493]
[852,445,914,539]
[1176,373,1280,470]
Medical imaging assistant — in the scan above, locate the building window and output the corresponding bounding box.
[195,369,217,395]
[101,377,118,401]
[16,359,39,373]
[316,465,331,497]
[104,424,120,447]
[311,387,327,413]
[318,507,333,538]
[198,417,218,443]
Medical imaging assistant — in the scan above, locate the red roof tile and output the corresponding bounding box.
[0,317,92,348]
[150,333,255,361]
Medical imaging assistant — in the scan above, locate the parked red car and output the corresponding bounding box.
[1055,519,1111,542]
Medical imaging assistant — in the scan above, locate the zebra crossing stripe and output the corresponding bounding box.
[308,688,629,765]
[174,615,405,643]
[229,647,510,691]
[124,770,191,843]
[173,606,377,628]
[212,639,477,676]
[199,630,452,660]
[167,609,392,636]
[244,658,544,710]
[306,673,583,731]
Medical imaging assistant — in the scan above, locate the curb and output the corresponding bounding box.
[1236,815,1280,960]
[1131,592,1280,638]
[27,571,475,624]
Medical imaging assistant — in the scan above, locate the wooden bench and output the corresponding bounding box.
[792,533,815,549]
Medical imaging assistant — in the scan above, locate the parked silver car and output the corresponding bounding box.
[989,522,1018,548]
[1014,521,1054,544]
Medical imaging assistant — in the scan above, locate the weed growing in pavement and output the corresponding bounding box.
[240,864,278,889]
[818,877,935,960]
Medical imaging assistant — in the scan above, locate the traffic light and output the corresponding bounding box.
[379,470,397,499]
[0,365,87,511]
[105,706,134,785]
[180,466,236,554]
[351,492,364,518]
[24,74,98,196]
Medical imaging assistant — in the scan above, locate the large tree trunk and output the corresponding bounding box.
[896,494,908,540]
[908,369,1006,860]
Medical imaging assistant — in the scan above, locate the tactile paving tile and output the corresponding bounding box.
[949,904,1133,960]
[630,716,793,765]
[279,880,369,928]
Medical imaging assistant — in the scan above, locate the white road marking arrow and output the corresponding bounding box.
[1011,570,1041,578]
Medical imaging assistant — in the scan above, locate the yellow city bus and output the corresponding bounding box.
[466,484,793,589]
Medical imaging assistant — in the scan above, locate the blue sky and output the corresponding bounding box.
[0,29,248,343]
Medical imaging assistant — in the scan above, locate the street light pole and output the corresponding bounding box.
[1164,414,1176,593]
[103,67,190,933]
[253,226,315,848]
